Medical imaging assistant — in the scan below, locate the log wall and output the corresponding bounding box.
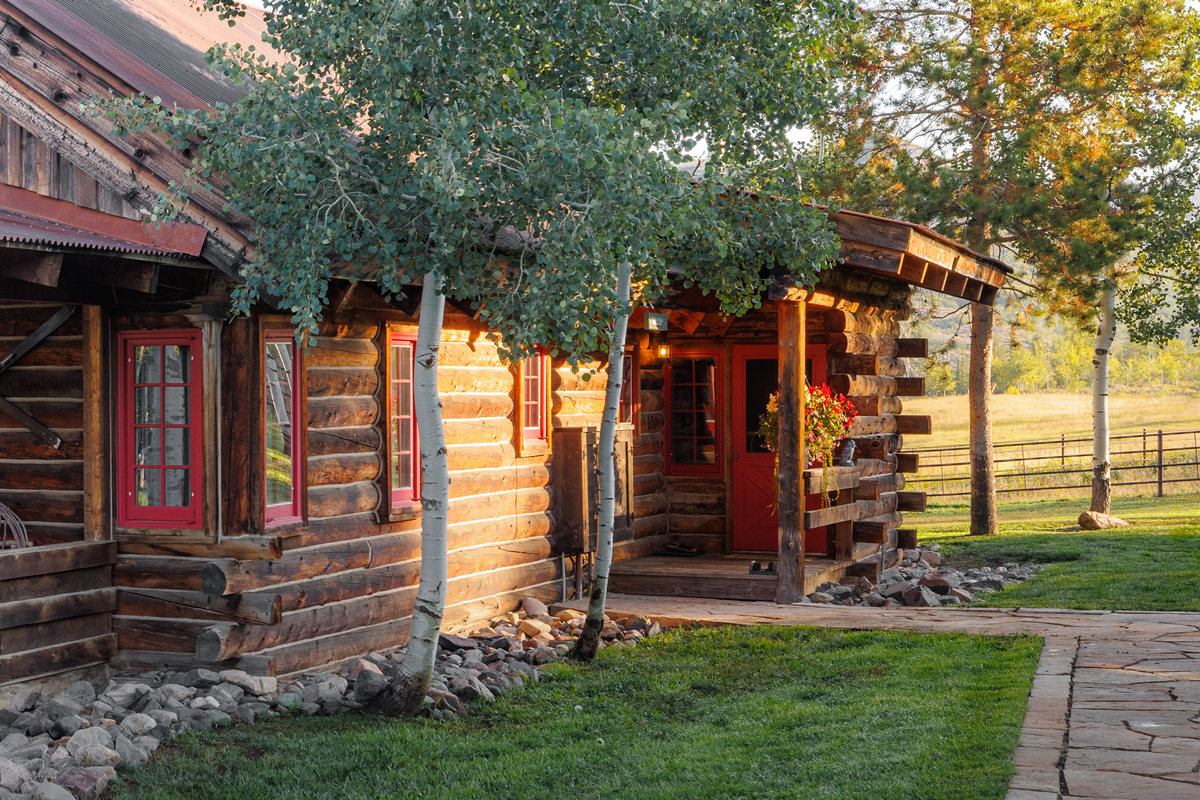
[0,302,86,546]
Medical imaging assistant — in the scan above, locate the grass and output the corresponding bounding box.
[905,392,1200,446]
[110,626,1041,800]
[920,494,1200,611]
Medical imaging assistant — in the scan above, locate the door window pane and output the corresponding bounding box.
[670,355,720,468]
[745,358,778,453]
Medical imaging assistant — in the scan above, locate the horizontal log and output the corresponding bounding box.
[895,415,932,435]
[437,342,504,367]
[894,377,925,397]
[896,491,927,512]
[0,490,82,524]
[854,480,879,501]
[831,355,906,377]
[0,399,82,430]
[305,338,377,368]
[855,456,898,478]
[23,524,85,548]
[307,453,380,487]
[437,367,513,394]
[853,511,903,543]
[828,374,897,397]
[315,319,379,339]
[827,333,898,357]
[896,529,919,550]
[665,493,723,517]
[0,565,107,603]
[640,369,665,391]
[641,412,665,435]
[307,395,377,429]
[448,511,552,551]
[0,633,116,683]
[552,366,607,392]
[442,394,514,420]
[0,338,81,367]
[0,541,115,581]
[114,555,204,591]
[845,396,902,416]
[449,486,552,526]
[635,492,670,518]
[857,493,900,519]
[634,432,664,457]
[553,393,606,417]
[0,307,83,338]
[850,434,901,460]
[0,586,116,630]
[632,454,665,475]
[448,465,550,500]
[306,367,379,398]
[859,472,904,497]
[845,415,896,437]
[896,338,928,358]
[631,513,669,539]
[114,616,210,654]
[307,481,380,519]
[666,514,726,534]
[0,459,82,491]
[0,368,83,399]
[307,425,380,457]
[804,502,861,530]
[634,473,667,497]
[446,442,517,471]
[896,453,919,473]
[116,537,282,560]
[823,309,901,336]
[443,417,513,446]
[639,391,665,413]
[117,589,282,625]
[802,467,861,495]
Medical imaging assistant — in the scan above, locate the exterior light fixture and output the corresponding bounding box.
[644,312,669,331]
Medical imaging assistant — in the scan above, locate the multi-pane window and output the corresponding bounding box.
[520,352,547,443]
[389,332,419,507]
[118,330,202,528]
[264,331,301,524]
[667,352,721,475]
[618,347,637,429]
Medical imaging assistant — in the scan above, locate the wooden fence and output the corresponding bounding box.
[908,428,1200,499]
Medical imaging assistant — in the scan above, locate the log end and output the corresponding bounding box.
[200,562,230,596]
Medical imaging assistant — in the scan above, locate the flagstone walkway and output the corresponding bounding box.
[575,596,1200,800]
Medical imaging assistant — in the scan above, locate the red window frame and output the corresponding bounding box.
[263,330,303,526]
[519,351,549,445]
[388,331,420,509]
[117,329,204,529]
[618,346,638,431]
[664,349,723,477]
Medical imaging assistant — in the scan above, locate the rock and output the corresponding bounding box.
[808,592,834,604]
[217,670,276,697]
[917,575,952,595]
[447,677,492,703]
[214,683,245,704]
[12,713,50,738]
[180,669,222,689]
[155,684,192,704]
[146,710,177,727]
[437,633,478,651]
[48,717,83,741]
[901,584,941,607]
[30,782,75,800]
[272,693,302,709]
[65,728,112,759]
[555,609,583,621]
[132,737,160,753]
[517,619,551,637]
[519,597,549,617]
[883,598,902,609]
[881,583,910,601]
[345,659,382,681]
[73,745,120,768]
[353,671,389,703]
[114,735,149,768]
[97,682,151,710]
[310,677,348,706]
[119,714,157,738]
[0,735,27,754]
[427,689,461,713]
[7,688,40,714]
[1078,510,1129,530]
[206,686,238,708]
[948,587,974,603]
[189,696,219,711]
[52,767,112,800]
[530,648,556,666]
[0,758,31,792]
[864,592,886,607]
[919,550,942,566]
[970,578,1005,592]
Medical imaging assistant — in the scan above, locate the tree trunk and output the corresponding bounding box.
[370,272,449,715]
[574,261,631,662]
[968,301,998,536]
[1090,285,1116,513]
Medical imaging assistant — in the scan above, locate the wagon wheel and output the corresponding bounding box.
[0,502,30,549]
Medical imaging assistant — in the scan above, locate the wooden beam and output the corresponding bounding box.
[82,305,106,540]
[117,589,282,626]
[77,258,159,294]
[0,248,62,286]
[775,300,805,604]
[668,309,706,336]
[896,529,919,550]
[801,467,861,495]
[0,587,116,630]
[896,338,929,358]
[896,453,920,473]
[894,377,925,397]
[0,633,117,683]
[895,415,932,435]
[896,491,927,512]
[0,541,116,581]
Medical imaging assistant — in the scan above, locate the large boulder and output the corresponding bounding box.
[1078,511,1129,530]
[0,758,31,792]
[217,671,276,697]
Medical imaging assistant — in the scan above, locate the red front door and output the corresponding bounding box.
[731,343,830,553]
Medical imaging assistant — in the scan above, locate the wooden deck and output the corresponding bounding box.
[609,553,861,602]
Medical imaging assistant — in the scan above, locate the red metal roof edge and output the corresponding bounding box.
[7,0,210,110]
[831,207,1013,275]
[0,183,208,257]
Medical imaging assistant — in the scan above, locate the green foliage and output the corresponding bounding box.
[92,0,859,361]
[813,0,1200,324]
[109,626,1040,800]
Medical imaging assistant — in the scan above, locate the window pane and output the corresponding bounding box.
[163,428,188,466]
[163,387,188,425]
[134,346,160,383]
[264,338,296,514]
[672,358,693,383]
[400,346,411,380]
[391,346,400,380]
[164,345,189,383]
[391,453,401,491]
[399,453,412,490]
[164,469,190,506]
[135,387,160,424]
[135,427,160,466]
[672,386,694,411]
[135,469,161,507]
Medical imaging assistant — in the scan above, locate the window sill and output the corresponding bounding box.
[265,516,305,532]
[518,438,551,459]
[386,504,422,524]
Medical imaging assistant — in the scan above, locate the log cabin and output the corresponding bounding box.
[0,0,1010,694]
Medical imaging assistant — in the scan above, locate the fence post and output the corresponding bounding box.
[1060,434,1065,467]
[1142,428,1146,467]
[1157,429,1164,498]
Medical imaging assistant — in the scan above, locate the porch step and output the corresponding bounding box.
[607,554,859,602]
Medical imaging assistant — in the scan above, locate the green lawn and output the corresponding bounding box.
[111,626,1040,800]
[921,494,1200,611]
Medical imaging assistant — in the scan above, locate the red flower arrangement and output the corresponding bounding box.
[757,385,857,502]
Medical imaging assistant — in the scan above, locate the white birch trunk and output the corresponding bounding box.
[575,260,631,661]
[372,271,449,715]
[1090,285,1117,513]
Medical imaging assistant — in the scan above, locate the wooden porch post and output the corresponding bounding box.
[776,300,805,603]
[81,305,107,541]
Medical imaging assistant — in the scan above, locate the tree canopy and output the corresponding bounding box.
[99,0,859,360]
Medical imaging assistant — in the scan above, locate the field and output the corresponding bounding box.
[111,626,1039,800]
[904,392,1200,446]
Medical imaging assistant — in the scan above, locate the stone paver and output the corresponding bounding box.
[574,597,1200,799]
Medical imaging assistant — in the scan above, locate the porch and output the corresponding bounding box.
[609,552,872,602]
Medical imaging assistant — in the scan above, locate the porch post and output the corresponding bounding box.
[776,299,805,604]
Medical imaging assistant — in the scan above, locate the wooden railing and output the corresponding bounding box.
[906,428,1200,499]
